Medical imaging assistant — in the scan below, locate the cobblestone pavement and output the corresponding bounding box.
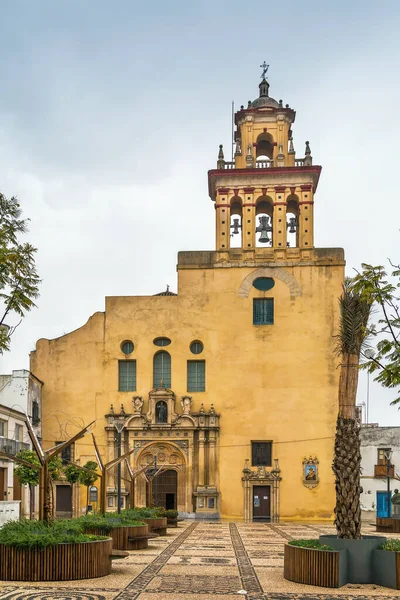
[0,521,399,599]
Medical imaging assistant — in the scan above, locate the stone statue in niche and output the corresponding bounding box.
[181,396,192,415]
[132,396,144,414]
[156,401,168,424]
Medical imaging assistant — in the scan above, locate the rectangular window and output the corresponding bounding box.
[55,442,73,465]
[253,298,274,325]
[0,420,7,437]
[251,441,272,467]
[14,424,23,442]
[187,360,206,392]
[378,448,392,465]
[119,360,137,391]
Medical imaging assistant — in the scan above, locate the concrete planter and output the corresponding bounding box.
[372,549,399,589]
[319,535,386,584]
[0,538,113,581]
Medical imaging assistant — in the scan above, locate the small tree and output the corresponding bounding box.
[64,464,81,485]
[0,193,40,353]
[79,461,98,512]
[353,262,400,404]
[14,451,62,520]
[14,449,40,519]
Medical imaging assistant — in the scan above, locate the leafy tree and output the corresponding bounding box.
[14,450,40,520]
[64,463,81,485]
[0,193,40,353]
[332,278,372,539]
[14,451,62,520]
[79,461,99,512]
[352,262,400,404]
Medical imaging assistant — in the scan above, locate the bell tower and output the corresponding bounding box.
[208,65,320,261]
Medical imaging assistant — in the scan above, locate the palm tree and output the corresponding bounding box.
[333,278,372,539]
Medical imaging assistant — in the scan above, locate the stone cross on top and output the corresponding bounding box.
[260,61,269,80]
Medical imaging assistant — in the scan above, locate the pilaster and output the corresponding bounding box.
[215,188,231,250]
[298,185,314,248]
[242,187,256,249]
[273,187,287,249]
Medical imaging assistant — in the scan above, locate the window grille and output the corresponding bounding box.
[253,298,274,325]
[119,360,137,391]
[187,360,206,392]
[251,442,272,466]
[153,351,171,388]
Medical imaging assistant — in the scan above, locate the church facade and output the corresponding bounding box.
[31,74,345,521]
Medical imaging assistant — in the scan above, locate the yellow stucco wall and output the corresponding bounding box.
[31,248,344,520]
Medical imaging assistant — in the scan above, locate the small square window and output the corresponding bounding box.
[0,420,7,438]
[253,298,274,325]
[251,441,272,466]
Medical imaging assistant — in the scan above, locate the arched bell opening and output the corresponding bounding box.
[256,132,274,166]
[230,197,243,248]
[255,197,273,247]
[286,195,299,248]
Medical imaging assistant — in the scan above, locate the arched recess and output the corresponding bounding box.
[238,267,302,299]
[230,196,243,248]
[256,132,274,160]
[286,194,299,248]
[134,442,189,511]
[255,196,273,247]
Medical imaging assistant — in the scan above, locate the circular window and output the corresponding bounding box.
[153,337,171,347]
[121,340,134,355]
[252,277,275,292]
[190,340,204,354]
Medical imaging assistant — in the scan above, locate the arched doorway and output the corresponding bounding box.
[150,469,177,509]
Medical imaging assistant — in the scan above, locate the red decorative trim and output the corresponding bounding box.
[263,127,267,132]
[215,204,231,208]
[273,142,278,146]
[290,187,296,194]
[298,201,314,205]
[274,186,286,192]
[243,187,255,193]
[217,187,230,194]
[273,202,287,206]
[253,142,257,147]
[243,203,256,207]
[300,184,312,191]
[261,188,268,195]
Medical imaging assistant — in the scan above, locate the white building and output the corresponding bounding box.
[0,370,43,518]
[360,424,400,521]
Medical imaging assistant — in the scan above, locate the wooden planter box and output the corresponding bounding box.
[284,544,346,588]
[376,518,400,533]
[142,517,168,536]
[0,538,113,581]
[89,525,152,550]
[166,517,178,528]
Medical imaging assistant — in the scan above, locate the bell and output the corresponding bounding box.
[258,230,270,244]
[287,217,297,234]
[230,218,241,235]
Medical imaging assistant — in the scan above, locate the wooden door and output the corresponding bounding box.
[56,485,72,518]
[153,470,177,509]
[253,485,271,521]
[13,473,21,501]
[0,468,7,500]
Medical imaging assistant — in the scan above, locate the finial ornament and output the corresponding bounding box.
[260,61,269,80]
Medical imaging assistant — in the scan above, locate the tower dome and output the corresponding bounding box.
[251,79,280,109]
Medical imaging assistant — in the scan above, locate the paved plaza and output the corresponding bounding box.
[0,521,399,600]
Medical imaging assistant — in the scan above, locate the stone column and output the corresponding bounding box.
[298,185,314,249]
[273,187,287,249]
[208,431,216,487]
[198,433,206,488]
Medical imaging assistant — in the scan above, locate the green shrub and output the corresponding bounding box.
[288,539,334,551]
[122,507,164,519]
[0,519,107,549]
[75,512,145,533]
[164,510,178,519]
[380,539,400,552]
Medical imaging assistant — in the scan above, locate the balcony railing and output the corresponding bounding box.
[295,159,305,166]
[374,464,395,478]
[0,437,30,456]
[256,159,274,168]
[217,158,309,170]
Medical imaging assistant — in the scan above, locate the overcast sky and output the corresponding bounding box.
[1,0,399,426]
